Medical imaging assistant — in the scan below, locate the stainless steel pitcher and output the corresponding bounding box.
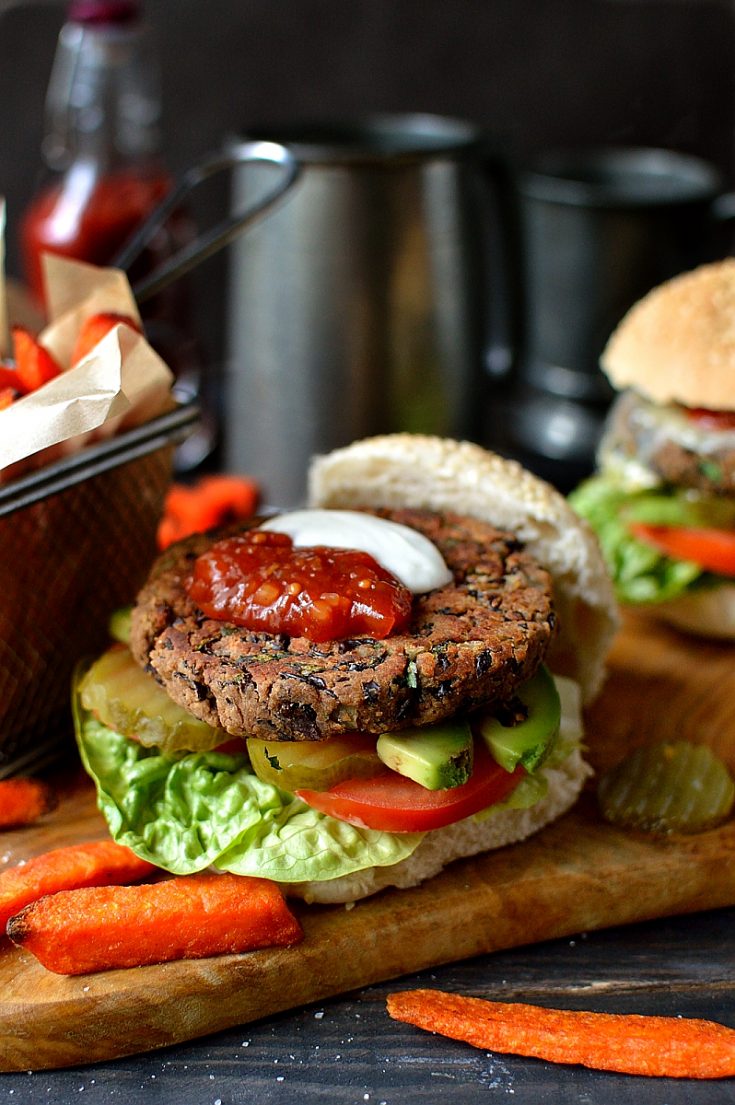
[118,115,513,506]
[221,115,511,505]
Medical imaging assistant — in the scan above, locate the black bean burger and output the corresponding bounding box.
[571,259,735,639]
[75,435,617,903]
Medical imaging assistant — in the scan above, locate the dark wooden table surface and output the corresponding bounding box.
[2,905,733,1105]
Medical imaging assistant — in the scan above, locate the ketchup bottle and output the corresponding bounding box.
[19,0,210,463]
[19,0,183,309]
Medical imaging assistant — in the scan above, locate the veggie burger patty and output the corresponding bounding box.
[603,390,735,495]
[130,508,557,742]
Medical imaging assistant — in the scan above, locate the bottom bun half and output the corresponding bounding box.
[652,583,735,641]
[288,746,590,904]
[288,674,590,904]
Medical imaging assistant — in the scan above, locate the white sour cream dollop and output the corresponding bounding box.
[259,509,453,594]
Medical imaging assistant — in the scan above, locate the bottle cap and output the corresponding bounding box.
[67,0,141,23]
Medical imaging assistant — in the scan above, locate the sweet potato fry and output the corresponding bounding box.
[0,840,156,931]
[157,474,259,548]
[0,363,27,395]
[0,777,57,829]
[0,386,16,410]
[386,989,735,1080]
[7,872,302,974]
[71,311,141,365]
[11,326,62,390]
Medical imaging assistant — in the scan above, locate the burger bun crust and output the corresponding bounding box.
[650,582,735,640]
[308,433,618,704]
[601,258,735,411]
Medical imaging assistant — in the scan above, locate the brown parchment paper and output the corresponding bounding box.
[0,255,174,475]
[0,253,181,770]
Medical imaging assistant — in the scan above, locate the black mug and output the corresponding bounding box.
[496,146,732,486]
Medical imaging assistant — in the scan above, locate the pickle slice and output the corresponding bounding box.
[598,741,735,835]
[108,606,132,645]
[247,734,383,792]
[78,645,226,754]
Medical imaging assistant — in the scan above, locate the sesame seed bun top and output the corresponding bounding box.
[601,258,735,411]
[308,433,618,703]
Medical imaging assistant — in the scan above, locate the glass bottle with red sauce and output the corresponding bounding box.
[20,0,208,462]
[19,0,178,303]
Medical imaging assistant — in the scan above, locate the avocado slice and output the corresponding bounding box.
[376,718,474,790]
[478,664,560,774]
[622,492,735,531]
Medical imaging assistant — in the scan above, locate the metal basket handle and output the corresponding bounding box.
[113,140,300,303]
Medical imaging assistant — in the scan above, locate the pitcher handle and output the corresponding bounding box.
[113,140,300,303]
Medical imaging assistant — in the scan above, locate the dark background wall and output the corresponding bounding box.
[0,0,733,477]
[2,0,733,273]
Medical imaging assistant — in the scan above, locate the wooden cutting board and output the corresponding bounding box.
[1,610,735,1072]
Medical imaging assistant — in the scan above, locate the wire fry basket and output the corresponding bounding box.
[0,404,198,777]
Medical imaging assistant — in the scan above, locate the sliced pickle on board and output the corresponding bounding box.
[78,645,226,754]
[598,741,735,835]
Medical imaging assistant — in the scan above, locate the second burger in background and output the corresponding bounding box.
[571,258,735,639]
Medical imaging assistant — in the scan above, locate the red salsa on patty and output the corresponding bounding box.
[188,529,413,642]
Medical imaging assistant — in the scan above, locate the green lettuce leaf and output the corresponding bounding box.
[74,703,422,884]
[73,667,585,885]
[569,474,712,605]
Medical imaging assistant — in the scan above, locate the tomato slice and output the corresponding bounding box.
[214,738,249,756]
[629,522,735,577]
[684,407,735,432]
[295,742,524,832]
[0,363,27,395]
